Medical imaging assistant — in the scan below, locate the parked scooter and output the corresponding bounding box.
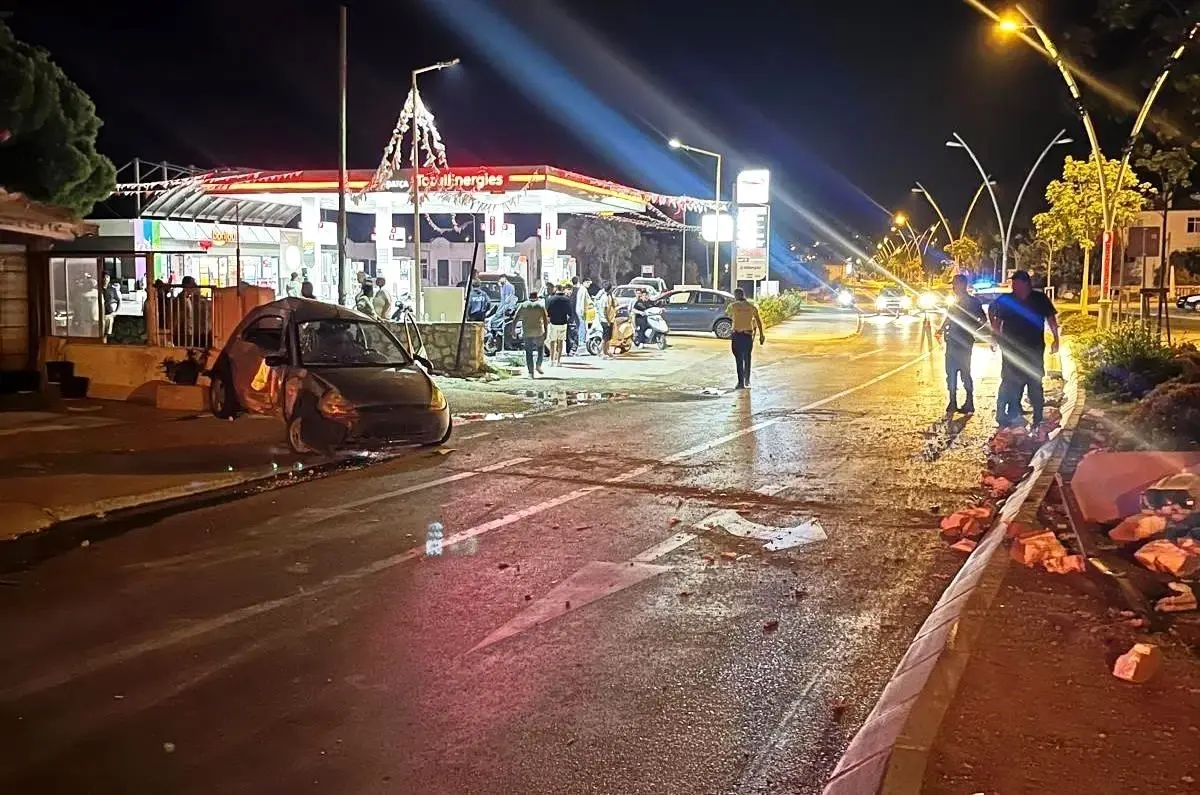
[637,306,669,350]
[483,306,519,356]
[606,308,636,355]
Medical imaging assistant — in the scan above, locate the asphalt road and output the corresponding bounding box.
[0,313,1004,795]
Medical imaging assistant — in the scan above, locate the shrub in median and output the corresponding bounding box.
[1075,321,1181,400]
[1058,311,1098,336]
[756,291,806,328]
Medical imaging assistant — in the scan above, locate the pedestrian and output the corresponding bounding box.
[373,276,393,319]
[725,288,765,389]
[631,289,652,346]
[989,270,1059,428]
[596,282,617,359]
[499,275,515,307]
[285,271,302,298]
[356,282,378,317]
[544,283,572,366]
[514,290,548,378]
[352,271,368,309]
[937,273,987,416]
[101,272,121,342]
[301,280,316,299]
[574,277,595,354]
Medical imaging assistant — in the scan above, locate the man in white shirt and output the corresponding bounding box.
[373,276,393,320]
[285,272,302,298]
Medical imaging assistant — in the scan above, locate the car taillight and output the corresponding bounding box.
[318,388,357,418]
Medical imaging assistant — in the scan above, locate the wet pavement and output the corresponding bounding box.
[0,315,1004,794]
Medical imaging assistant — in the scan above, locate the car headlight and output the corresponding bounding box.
[837,290,854,306]
[945,294,957,306]
[429,385,447,411]
[900,296,913,309]
[875,297,888,310]
[318,387,358,418]
[917,292,938,310]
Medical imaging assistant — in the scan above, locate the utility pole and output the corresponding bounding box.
[336,4,349,306]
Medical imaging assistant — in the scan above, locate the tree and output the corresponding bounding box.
[563,217,640,285]
[1170,248,1200,279]
[1032,155,1150,306]
[943,236,982,272]
[0,21,116,216]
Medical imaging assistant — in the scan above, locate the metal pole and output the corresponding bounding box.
[1005,129,1069,270]
[913,183,954,244]
[713,155,722,291]
[133,158,142,218]
[680,212,686,286]
[950,133,1007,276]
[411,72,423,320]
[337,4,348,307]
[960,179,992,239]
[235,202,242,294]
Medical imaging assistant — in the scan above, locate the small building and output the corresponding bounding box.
[0,189,96,391]
[1125,206,1200,291]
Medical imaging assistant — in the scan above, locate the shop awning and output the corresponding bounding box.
[0,190,97,240]
[140,182,301,226]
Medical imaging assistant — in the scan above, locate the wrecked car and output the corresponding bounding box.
[208,298,451,453]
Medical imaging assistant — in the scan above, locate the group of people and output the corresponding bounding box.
[938,270,1060,429]
[510,276,621,378]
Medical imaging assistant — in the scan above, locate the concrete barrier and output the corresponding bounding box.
[398,321,485,376]
[39,338,205,402]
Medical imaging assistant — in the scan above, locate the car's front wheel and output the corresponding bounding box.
[713,318,733,339]
[286,415,313,455]
[209,365,239,419]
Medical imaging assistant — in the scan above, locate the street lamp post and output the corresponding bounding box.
[994,4,1200,324]
[669,138,723,290]
[410,58,460,320]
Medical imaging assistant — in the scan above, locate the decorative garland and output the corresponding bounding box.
[363,86,448,194]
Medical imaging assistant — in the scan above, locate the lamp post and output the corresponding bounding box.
[410,58,459,320]
[911,178,998,244]
[993,4,1199,324]
[669,138,723,290]
[337,5,349,306]
[946,130,1070,281]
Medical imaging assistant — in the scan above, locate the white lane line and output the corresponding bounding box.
[457,431,491,440]
[736,667,827,792]
[631,531,698,563]
[849,346,885,361]
[338,457,530,512]
[2,353,930,700]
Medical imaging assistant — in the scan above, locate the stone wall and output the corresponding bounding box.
[395,321,484,376]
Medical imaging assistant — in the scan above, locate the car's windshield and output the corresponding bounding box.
[298,319,412,366]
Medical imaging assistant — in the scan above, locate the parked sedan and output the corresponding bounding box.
[657,288,737,338]
[1176,293,1200,312]
[208,298,451,454]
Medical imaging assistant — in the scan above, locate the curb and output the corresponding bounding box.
[823,344,1086,795]
[0,454,366,576]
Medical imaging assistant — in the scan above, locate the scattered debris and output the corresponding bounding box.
[668,517,682,527]
[1043,555,1086,574]
[720,551,739,561]
[1109,512,1168,544]
[1112,643,1162,683]
[1134,539,1200,577]
[523,594,532,601]
[1010,530,1068,567]
[1155,582,1197,613]
[762,619,780,633]
[564,601,571,610]
[497,563,510,570]
[79,539,90,548]
[982,474,1014,499]
[678,591,692,598]
[434,448,455,456]
[829,697,848,718]
[949,538,978,554]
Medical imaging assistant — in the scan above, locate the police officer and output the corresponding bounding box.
[937,274,987,416]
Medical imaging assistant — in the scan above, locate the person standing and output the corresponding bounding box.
[631,288,652,346]
[301,280,316,299]
[101,272,121,342]
[373,276,393,320]
[514,290,549,378]
[355,282,378,317]
[285,272,302,298]
[544,283,572,366]
[725,288,765,389]
[989,270,1059,428]
[937,274,987,416]
[574,277,594,355]
[594,283,616,359]
[499,275,516,307]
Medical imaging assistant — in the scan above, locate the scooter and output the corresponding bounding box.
[639,307,669,350]
[483,307,519,356]
[606,309,636,355]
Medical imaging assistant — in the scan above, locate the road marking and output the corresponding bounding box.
[1,353,930,700]
[694,510,827,551]
[849,346,885,361]
[457,431,491,440]
[736,667,827,793]
[338,457,531,512]
[631,531,697,563]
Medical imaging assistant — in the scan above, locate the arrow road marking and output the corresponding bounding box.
[694,509,827,552]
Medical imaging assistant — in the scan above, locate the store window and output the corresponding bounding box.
[437,259,450,286]
[460,260,473,283]
[1188,217,1200,234]
[49,257,103,338]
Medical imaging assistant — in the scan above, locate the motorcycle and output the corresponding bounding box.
[483,307,519,356]
[637,307,669,350]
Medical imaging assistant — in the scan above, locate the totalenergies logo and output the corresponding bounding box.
[417,171,507,193]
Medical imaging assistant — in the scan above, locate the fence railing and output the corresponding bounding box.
[144,284,215,349]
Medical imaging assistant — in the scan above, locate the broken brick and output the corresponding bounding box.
[1043,555,1086,574]
[1006,520,1036,540]
[1109,512,1167,544]
[1155,582,1197,613]
[1112,643,1162,683]
[949,538,977,554]
[1010,530,1068,566]
[763,619,780,633]
[1134,539,1200,578]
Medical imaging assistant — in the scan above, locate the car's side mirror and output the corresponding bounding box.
[264,353,288,367]
[414,355,434,372]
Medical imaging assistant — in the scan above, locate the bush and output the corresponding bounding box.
[1075,321,1182,400]
[1058,311,1097,336]
[756,291,806,328]
[1129,381,1200,446]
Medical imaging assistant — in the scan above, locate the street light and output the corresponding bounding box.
[668,137,724,290]
[411,57,460,319]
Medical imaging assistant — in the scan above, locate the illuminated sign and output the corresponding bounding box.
[210,229,237,245]
[701,213,734,243]
[735,205,769,281]
[735,169,770,206]
[417,170,508,193]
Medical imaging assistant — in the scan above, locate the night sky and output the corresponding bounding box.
[6,0,1118,250]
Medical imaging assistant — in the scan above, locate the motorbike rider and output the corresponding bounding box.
[632,288,652,346]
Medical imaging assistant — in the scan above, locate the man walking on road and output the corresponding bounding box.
[726,288,765,389]
[989,270,1059,428]
[544,284,572,366]
[937,274,987,416]
[515,290,549,378]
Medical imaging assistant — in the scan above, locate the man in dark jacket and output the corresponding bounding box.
[101,273,121,341]
[937,274,987,416]
[544,284,573,365]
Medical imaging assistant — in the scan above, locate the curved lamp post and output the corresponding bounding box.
[411,57,460,319]
[669,138,723,290]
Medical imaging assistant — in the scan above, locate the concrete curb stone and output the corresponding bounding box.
[823,343,1086,795]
